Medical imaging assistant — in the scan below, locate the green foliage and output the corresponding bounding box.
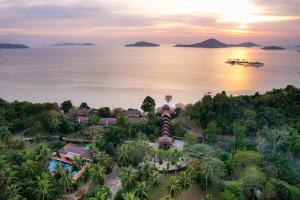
[265,178,300,200]
[141,96,155,113]
[116,140,151,167]
[184,130,197,144]
[80,102,90,109]
[240,166,266,198]
[222,182,244,200]
[135,181,149,200]
[183,143,216,159]
[204,120,220,143]
[60,100,73,113]
[120,166,138,190]
[98,107,111,118]
[167,176,181,197]
[233,150,262,170]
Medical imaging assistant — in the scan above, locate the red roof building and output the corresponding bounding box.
[99,118,117,127]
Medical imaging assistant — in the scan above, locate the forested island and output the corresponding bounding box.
[261,46,285,50]
[0,85,300,200]
[0,43,29,49]
[174,38,260,48]
[125,41,160,47]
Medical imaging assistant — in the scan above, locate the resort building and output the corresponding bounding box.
[76,108,90,124]
[127,117,146,124]
[156,95,176,148]
[99,117,117,127]
[124,108,142,118]
[54,143,91,163]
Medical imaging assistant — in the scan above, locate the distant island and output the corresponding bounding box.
[174,38,260,48]
[297,45,300,47]
[261,46,285,50]
[0,43,29,49]
[52,42,95,47]
[125,41,160,47]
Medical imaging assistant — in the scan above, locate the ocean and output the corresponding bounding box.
[0,45,299,108]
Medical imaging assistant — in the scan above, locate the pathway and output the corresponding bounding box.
[105,164,122,200]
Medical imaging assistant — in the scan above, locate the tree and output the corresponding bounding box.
[220,190,236,200]
[122,191,140,200]
[233,150,262,171]
[34,173,55,200]
[204,121,220,143]
[241,166,266,199]
[141,96,155,113]
[90,164,106,185]
[60,100,73,113]
[59,168,73,192]
[167,176,181,197]
[135,181,149,200]
[34,144,51,166]
[6,184,23,200]
[256,126,289,159]
[120,166,138,190]
[184,130,197,144]
[183,143,215,160]
[98,107,111,118]
[179,170,192,189]
[221,182,244,200]
[232,121,247,150]
[139,162,154,181]
[150,171,162,187]
[72,156,82,172]
[199,156,225,193]
[80,102,90,109]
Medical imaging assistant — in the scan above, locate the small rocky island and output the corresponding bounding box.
[53,42,95,46]
[261,46,285,50]
[125,41,160,47]
[0,43,29,49]
[174,38,260,48]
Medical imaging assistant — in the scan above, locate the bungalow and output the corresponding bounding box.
[124,108,142,118]
[127,117,146,124]
[54,143,91,163]
[76,108,90,124]
[99,117,117,127]
[76,116,89,124]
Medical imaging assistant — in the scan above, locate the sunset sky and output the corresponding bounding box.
[0,0,299,45]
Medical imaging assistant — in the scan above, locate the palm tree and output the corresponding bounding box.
[35,144,51,166]
[59,168,73,193]
[179,171,192,190]
[122,191,140,200]
[1,167,17,187]
[199,156,225,194]
[120,166,138,190]
[139,162,154,181]
[6,184,22,200]
[33,121,43,140]
[90,164,106,185]
[88,191,107,200]
[53,162,64,179]
[49,117,60,136]
[135,181,149,200]
[150,171,162,187]
[117,144,131,166]
[72,156,82,172]
[81,164,91,183]
[22,159,36,177]
[34,173,55,200]
[167,176,181,197]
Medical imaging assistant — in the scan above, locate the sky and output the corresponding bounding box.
[0,0,299,45]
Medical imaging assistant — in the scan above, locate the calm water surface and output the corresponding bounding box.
[0,45,299,108]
